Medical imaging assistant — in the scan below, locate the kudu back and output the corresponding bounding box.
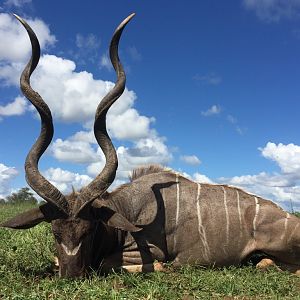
[2,14,300,277]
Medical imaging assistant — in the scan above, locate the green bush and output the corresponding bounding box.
[4,187,38,205]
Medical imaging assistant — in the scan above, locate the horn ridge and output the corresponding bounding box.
[14,15,69,215]
[76,13,135,214]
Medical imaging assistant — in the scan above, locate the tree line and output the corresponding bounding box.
[0,187,38,205]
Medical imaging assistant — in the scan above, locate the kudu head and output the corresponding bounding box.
[1,13,140,277]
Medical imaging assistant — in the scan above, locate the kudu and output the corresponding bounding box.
[2,14,300,278]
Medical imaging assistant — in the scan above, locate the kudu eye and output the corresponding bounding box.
[53,232,62,244]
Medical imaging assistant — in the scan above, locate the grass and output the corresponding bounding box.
[1,203,300,299]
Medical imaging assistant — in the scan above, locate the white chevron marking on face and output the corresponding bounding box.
[61,242,82,256]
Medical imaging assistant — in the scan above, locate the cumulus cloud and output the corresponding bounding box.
[218,171,300,207]
[50,138,99,164]
[201,105,221,117]
[0,163,18,198]
[27,54,154,141]
[218,142,300,208]
[161,169,213,185]
[260,142,300,174]
[0,96,28,118]
[83,134,172,185]
[2,53,152,141]
[87,135,172,181]
[243,0,300,22]
[107,109,155,140]
[193,172,213,184]
[0,13,56,64]
[180,155,201,166]
[43,168,92,193]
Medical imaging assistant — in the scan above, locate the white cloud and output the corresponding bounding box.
[180,155,201,166]
[218,142,300,208]
[43,168,92,193]
[50,138,99,164]
[243,0,300,22]
[201,105,221,116]
[260,142,300,174]
[0,96,28,117]
[218,172,299,206]
[30,55,146,134]
[193,73,222,85]
[26,54,148,138]
[0,50,155,140]
[100,53,112,71]
[87,136,172,181]
[0,13,56,64]
[0,163,19,198]
[0,61,23,86]
[4,0,31,7]
[193,172,213,184]
[108,109,154,140]
[76,33,100,50]
[69,130,96,144]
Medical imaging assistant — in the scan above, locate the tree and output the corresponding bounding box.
[6,187,37,205]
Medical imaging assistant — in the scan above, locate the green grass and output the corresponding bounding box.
[1,203,300,299]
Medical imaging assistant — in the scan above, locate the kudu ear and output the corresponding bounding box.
[1,203,62,229]
[92,204,141,232]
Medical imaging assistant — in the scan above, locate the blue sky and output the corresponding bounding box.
[1,0,300,210]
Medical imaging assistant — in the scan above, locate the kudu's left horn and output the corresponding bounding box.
[14,14,69,215]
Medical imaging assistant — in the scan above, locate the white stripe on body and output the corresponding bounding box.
[222,186,230,253]
[236,190,243,242]
[280,212,290,240]
[288,222,300,244]
[253,197,260,238]
[173,173,180,249]
[196,183,210,261]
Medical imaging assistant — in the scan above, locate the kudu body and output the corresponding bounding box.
[2,14,300,277]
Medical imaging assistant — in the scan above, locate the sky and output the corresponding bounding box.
[0,0,300,210]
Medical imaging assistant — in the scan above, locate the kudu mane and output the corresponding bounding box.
[129,165,168,182]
